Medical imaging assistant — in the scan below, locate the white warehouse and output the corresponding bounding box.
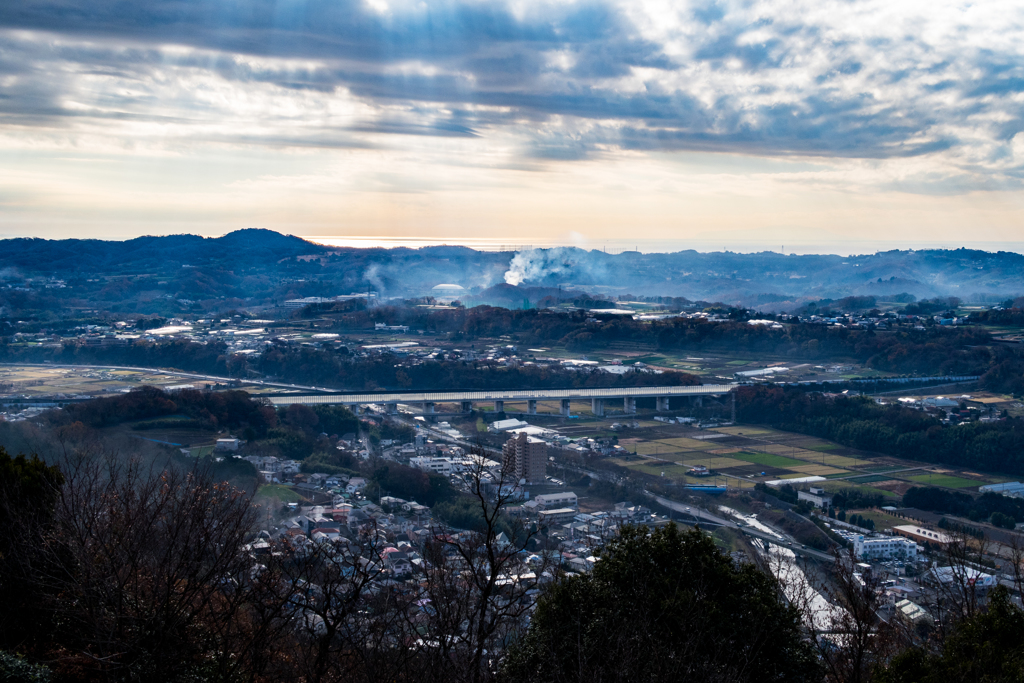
[409,456,459,476]
[534,492,579,509]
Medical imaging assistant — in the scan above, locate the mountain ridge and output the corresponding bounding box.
[2,230,1023,306]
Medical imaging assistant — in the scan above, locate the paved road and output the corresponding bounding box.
[650,493,835,562]
[0,363,735,407]
[649,493,734,526]
[267,384,737,407]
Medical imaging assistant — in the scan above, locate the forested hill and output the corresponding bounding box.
[2,230,1024,304]
[0,229,321,272]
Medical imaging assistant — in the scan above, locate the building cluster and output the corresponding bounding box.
[790,311,966,329]
[979,481,1024,499]
[888,395,1002,426]
[827,520,1003,633]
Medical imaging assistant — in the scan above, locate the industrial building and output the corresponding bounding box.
[893,525,951,549]
[979,481,1024,498]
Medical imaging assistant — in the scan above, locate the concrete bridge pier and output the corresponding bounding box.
[656,396,671,412]
[423,402,435,414]
[592,398,605,417]
[354,405,363,415]
[623,397,636,414]
[528,399,537,415]
[461,401,473,413]
[386,403,398,415]
[494,400,504,413]
[692,396,703,408]
[560,399,571,416]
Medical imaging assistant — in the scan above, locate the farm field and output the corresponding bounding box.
[0,364,217,397]
[592,418,1007,498]
[904,474,988,489]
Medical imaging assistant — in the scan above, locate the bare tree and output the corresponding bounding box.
[413,446,549,683]
[1004,532,1024,604]
[812,548,905,683]
[31,453,271,681]
[928,527,992,640]
[260,521,423,683]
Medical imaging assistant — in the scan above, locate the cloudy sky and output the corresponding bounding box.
[2,0,1024,250]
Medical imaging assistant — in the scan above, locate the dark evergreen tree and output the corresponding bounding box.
[501,524,820,683]
[877,586,1024,682]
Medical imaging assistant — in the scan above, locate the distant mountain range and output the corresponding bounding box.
[3,229,1023,309]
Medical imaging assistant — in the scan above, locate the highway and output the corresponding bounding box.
[0,363,734,408]
[649,493,836,562]
[265,384,736,407]
[554,464,835,563]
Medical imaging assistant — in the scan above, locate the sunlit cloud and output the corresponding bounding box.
[1,0,1024,243]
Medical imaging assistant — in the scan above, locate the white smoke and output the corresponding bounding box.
[364,264,386,299]
[503,248,587,286]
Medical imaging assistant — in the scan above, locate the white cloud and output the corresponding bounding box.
[1,0,1024,241]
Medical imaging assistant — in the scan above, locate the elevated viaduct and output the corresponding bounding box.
[267,384,737,417]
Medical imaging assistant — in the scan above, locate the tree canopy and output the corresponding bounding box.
[501,523,820,683]
[877,586,1024,683]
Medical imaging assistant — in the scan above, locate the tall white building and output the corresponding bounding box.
[853,535,918,561]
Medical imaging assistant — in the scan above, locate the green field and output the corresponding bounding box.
[628,462,689,477]
[258,485,307,503]
[905,474,984,489]
[825,482,899,498]
[560,410,1015,495]
[845,508,903,530]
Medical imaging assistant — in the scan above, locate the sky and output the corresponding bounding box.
[2,0,1024,251]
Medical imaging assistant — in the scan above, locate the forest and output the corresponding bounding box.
[902,486,1024,526]
[254,344,699,391]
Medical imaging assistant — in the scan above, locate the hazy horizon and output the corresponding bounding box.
[6,230,1024,259]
